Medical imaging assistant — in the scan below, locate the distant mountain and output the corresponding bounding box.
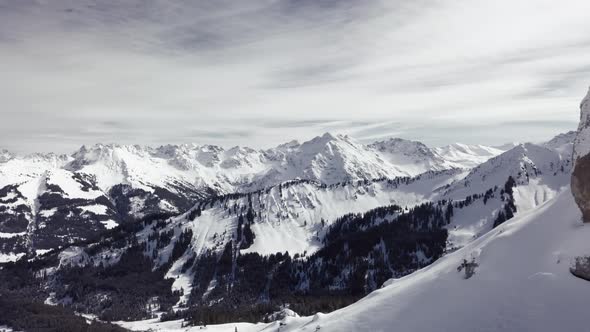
[0,134,512,262]
[433,143,506,169]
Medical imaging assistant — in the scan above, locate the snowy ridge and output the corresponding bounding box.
[2,133,507,197]
[443,142,571,201]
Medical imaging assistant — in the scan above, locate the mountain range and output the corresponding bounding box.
[0,110,584,332]
[0,135,518,261]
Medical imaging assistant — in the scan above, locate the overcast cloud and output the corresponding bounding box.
[1,0,589,153]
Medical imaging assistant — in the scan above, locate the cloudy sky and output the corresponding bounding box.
[1,0,589,153]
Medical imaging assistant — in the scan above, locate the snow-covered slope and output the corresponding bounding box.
[122,187,590,332]
[443,143,571,201]
[438,138,572,248]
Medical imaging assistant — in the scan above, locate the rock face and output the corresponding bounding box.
[572,153,590,222]
[571,87,590,222]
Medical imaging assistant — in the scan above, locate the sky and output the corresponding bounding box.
[1,0,590,153]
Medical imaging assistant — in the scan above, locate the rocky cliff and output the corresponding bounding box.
[571,87,590,222]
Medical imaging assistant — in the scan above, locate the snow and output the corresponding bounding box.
[79,204,108,215]
[0,231,26,238]
[36,249,53,256]
[0,252,25,263]
[100,219,119,230]
[0,325,15,332]
[39,208,57,218]
[165,251,195,309]
[442,143,570,201]
[439,140,572,248]
[0,153,68,189]
[118,318,264,332]
[46,169,102,199]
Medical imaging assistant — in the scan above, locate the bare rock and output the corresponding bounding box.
[571,87,590,222]
[572,153,590,222]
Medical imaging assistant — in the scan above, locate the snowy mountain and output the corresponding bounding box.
[9,130,566,318]
[0,134,510,261]
[2,134,506,197]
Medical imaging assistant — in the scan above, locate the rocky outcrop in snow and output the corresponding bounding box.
[572,87,590,222]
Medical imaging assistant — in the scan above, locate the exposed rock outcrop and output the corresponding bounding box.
[572,87,590,222]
